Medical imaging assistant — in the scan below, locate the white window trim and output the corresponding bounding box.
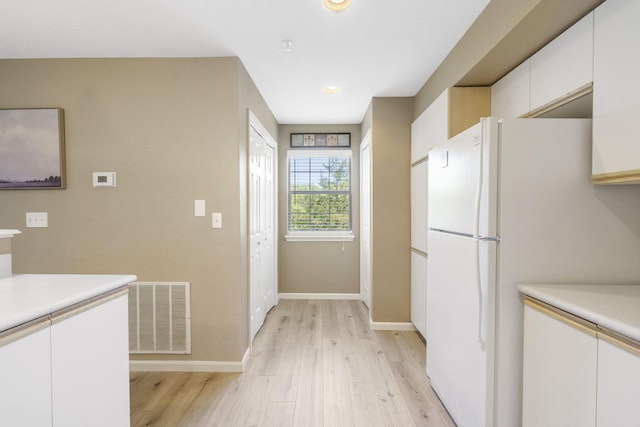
[287,149,352,158]
[284,231,355,242]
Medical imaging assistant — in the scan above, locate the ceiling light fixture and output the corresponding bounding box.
[282,39,294,52]
[323,0,351,12]
[323,86,341,94]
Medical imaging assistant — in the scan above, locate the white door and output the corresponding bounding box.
[249,119,277,341]
[360,132,372,309]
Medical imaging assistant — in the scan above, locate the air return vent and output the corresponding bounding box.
[128,282,191,354]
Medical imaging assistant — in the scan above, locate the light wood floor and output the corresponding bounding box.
[130,299,455,426]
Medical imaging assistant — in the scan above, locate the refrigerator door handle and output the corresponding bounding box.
[475,239,486,349]
[473,133,483,239]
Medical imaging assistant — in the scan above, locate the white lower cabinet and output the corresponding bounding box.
[51,294,130,427]
[0,291,130,427]
[0,323,53,427]
[522,301,597,427]
[410,251,427,337]
[523,298,640,427]
[596,335,640,426]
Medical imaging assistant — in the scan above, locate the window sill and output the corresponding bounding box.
[284,233,355,243]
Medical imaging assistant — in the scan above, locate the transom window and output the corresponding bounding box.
[286,149,353,241]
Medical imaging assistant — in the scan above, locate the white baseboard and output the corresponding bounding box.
[130,359,244,373]
[370,321,417,331]
[278,293,360,300]
[130,347,252,373]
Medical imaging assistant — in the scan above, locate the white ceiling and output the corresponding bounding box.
[0,0,490,124]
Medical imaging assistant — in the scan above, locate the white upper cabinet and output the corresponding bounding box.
[530,12,594,115]
[492,12,594,120]
[592,0,640,183]
[491,60,530,119]
[412,90,447,162]
[412,87,490,163]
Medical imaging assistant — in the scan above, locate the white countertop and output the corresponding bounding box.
[0,274,137,332]
[518,283,640,342]
[0,229,21,239]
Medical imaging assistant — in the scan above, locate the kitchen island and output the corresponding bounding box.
[518,283,640,427]
[0,274,136,427]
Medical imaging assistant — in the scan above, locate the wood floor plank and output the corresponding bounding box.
[298,300,322,349]
[262,402,295,427]
[389,361,456,427]
[322,338,355,427]
[269,303,304,402]
[129,299,456,427]
[293,346,323,427]
[320,300,340,339]
[374,331,405,363]
[177,373,238,426]
[361,338,416,427]
[348,300,373,340]
[348,381,386,427]
[250,315,290,376]
[229,376,273,426]
[336,301,371,383]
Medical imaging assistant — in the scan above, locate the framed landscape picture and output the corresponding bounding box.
[0,108,66,189]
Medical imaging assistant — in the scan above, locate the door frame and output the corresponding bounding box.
[359,130,372,310]
[248,110,278,342]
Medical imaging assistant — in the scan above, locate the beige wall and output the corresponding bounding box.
[361,97,413,323]
[277,124,361,294]
[0,57,277,363]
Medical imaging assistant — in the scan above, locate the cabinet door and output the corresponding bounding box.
[410,252,427,337]
[51,294,130,427]
[410,161,428,252]
[411,91,447,162]
[596,334,640,426]
[522,302,597,427]
[0,323,52,427]
[592,0,640,181]
[530,12,593,114]
[491,60,530,119]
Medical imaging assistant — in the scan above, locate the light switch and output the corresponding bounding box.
[212,212,222,229]
[26,212,48,228]
[194,200,205,217]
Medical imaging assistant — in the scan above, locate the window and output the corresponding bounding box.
[286,149,354,242]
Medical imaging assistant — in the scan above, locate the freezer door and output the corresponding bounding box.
[428,123,481,235]
[427,230,496,427]
[428,119,498,238]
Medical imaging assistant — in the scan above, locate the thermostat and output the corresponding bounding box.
[93,172,116,187]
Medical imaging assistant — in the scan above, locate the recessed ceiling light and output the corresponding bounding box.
[323,86,341,94]
[323,0,351,12]
[282,39,293,52]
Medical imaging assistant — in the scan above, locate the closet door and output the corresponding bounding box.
[249,123,277,340]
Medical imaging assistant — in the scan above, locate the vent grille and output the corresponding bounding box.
[128,282,191,354]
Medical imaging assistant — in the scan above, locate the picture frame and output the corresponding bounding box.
[0,108,66,189]
[290,132,350,148]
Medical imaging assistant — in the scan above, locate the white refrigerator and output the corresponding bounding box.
[426,117,640,427]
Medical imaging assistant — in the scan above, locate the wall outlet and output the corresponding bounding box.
[26,212,48,228]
